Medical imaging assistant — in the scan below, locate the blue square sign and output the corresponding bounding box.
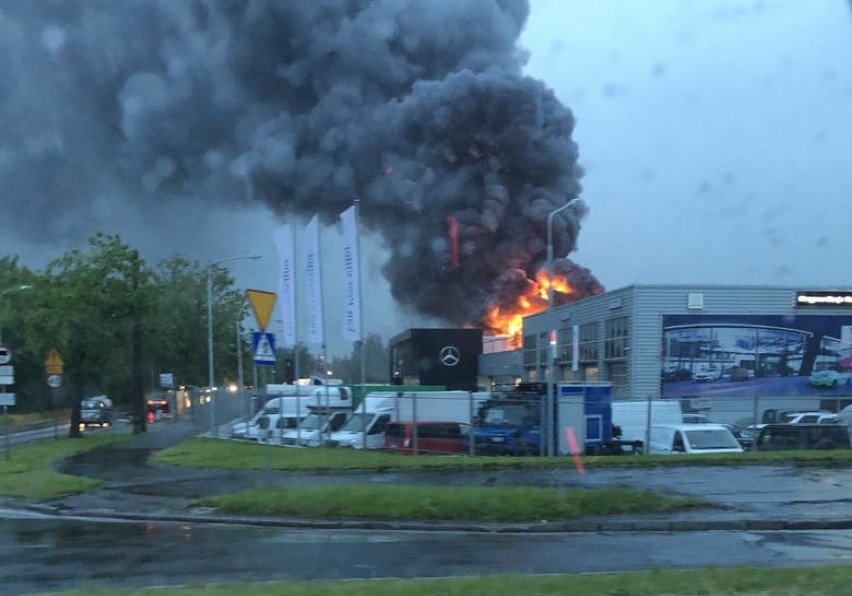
[251,332,277,366]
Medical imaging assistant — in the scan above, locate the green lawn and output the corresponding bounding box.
[33,565,852,596]
[196,484,705,522]
[0,433,134,499]
[5,408,70,427]
[154,437,852,472]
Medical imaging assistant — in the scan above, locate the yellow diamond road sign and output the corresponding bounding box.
[245,289,277,331]
[45,350,64,375]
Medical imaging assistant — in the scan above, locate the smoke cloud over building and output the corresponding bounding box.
[0,0,602,330]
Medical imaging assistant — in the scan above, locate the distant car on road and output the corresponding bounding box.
[809,370,848,388]
[80,396,113,428]
[146,395,170,417]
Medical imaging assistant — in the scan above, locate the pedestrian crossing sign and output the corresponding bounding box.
[251,331,277,366]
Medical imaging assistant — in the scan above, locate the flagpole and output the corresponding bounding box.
[354,198,366,389]
[317,218,329,444]
[292,221,301,385]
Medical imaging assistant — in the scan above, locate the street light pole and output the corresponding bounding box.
[545,198,581,457]
[207,254,261,438]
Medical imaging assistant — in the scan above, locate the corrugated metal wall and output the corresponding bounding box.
[524,284,852,399]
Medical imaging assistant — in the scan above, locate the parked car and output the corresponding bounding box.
[740,411,838,448]
[755,423,851,451]
[693,366,722,382]
[728,366,753,382]
[662,368,692,383]
[384,421,471,455]
[80,396,113,427]
[809,370,848,388]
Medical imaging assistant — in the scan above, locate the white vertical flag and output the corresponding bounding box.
[304,215,324,345]
[340,205,361,342]
[273,225,297,348]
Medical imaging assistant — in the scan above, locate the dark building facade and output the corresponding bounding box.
[389,328,483,391]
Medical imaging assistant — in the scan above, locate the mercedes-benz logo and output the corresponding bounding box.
[439,345,461,367]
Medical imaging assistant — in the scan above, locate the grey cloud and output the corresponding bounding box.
[0,0,598,329]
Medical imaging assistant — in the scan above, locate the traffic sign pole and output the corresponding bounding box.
[3,405,9,461]
[1,346,11,460]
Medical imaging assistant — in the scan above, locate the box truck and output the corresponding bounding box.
[330,391,485,450]
[474,383,615,456]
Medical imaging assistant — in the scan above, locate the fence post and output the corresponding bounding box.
[644,395,653,455]
[468,391,475,457]
[752,394,759,426]
[412,392,418,455]
[361,394,367,450]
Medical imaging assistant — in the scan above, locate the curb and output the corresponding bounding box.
[12,502,852,534]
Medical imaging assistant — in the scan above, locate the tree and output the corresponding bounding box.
[2,234,260,413]
[29,234,155,409]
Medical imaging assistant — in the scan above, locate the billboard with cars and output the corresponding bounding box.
[661,314,852,399]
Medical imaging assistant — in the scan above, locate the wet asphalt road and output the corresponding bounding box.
[1,419,851,594]
[2,512,851,595]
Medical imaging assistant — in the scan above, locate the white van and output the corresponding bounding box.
[330,396,398,449]
[230,396,310,441]
[612,400,684,447]
[649,423,743,455]
[269,386,355,447]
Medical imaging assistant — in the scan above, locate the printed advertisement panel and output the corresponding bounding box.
[661,315,852,399]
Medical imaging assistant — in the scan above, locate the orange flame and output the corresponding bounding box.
[482,269,574,348]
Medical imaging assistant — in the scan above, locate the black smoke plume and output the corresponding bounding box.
[0,0,602,329]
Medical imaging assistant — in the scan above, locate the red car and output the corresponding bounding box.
[383,421,471,455]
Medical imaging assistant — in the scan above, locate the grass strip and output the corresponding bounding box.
[154,437,852,472]
[195,485,705,521]
[0,433,134,500]
[32,564,852,596]
[6,409,70,427]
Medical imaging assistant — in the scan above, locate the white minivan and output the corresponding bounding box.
[649,423,744,455]
[230,396,310,441]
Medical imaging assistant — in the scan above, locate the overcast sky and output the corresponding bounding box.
[3,0,851,358]
[527,0,852,288]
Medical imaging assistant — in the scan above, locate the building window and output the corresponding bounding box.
[579,323,598,363]
[539,332,550,365]
[523,334,537,367]
[607,362,629,398]
[557,326,573,364]
[582,365,599,382]
[604,317,629,360]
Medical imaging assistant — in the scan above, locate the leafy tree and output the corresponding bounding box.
[24,233,155,407]
[2,233,251,414]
